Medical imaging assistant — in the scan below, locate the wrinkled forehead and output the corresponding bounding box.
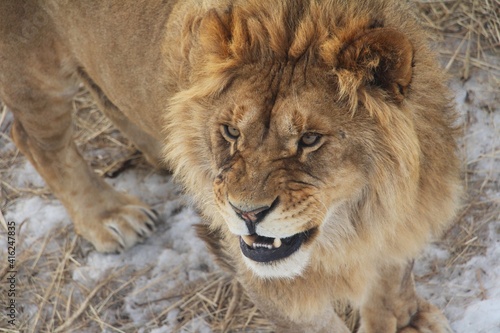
[228,76,336,136]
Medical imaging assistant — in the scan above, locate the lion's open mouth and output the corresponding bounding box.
[239,228,317,263]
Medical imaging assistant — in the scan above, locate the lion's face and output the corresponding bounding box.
[208,65,374,278]
[164,7,420,279]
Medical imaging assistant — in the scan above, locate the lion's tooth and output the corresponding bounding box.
[273,238,282,248]
[242,234,257,246]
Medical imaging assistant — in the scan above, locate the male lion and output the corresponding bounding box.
[0,0,460,332]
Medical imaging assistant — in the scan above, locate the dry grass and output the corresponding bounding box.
[415,0,500,79]
[1,1,499,332]
[148,274,278,333]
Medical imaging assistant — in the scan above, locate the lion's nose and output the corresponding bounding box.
[229,198,278,234]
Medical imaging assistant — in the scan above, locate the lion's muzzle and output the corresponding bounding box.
[229,198,279,234]
[230,197,315,263]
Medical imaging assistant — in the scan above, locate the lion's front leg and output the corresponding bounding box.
[271,306,351,333]
[11,117,160,254]
[396,299,453,333]
[240,275,351,333]
[358,262,452,333]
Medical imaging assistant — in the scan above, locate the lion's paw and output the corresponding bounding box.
[77,204,159,253]
[397,301,453,333]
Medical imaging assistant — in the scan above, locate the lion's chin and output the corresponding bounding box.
[242,247,312,279]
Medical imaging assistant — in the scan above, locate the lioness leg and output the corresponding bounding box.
[0,6,158,253]
[7,90,160,253]
[358,262,452,333]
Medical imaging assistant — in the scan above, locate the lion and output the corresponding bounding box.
[0,0,461,332]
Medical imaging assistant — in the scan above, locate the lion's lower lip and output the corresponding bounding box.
[239,229,316,263]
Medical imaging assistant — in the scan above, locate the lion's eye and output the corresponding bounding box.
[222,125,240,141]
[299,133,322,147]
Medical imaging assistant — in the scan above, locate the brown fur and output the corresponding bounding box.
[0,0,460,332]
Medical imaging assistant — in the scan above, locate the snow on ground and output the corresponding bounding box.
[1,70,499,332]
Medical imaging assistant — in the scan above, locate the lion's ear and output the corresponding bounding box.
[198,9,232,61]
[336,28,414,103]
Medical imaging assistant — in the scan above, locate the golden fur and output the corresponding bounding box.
[0,0,460,332]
